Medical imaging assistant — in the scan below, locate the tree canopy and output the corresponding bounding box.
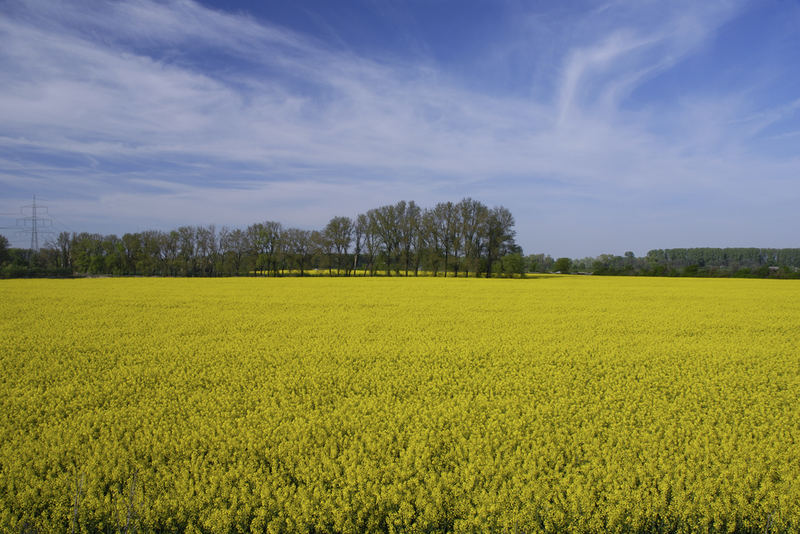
[1,198,523,278]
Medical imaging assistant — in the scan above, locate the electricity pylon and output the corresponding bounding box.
[0,195,54,266]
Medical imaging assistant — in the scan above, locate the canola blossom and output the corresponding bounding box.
[1,276,799,533]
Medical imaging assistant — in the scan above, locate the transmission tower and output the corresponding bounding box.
[0,195,54,265]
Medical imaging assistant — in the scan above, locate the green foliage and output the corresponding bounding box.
[15,198,521,279]
[500,252,524,277]
[571,249,800,279]
[553,257,572,273]
[0,234,9,265]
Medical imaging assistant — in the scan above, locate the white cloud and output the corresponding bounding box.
[1,0,798,256]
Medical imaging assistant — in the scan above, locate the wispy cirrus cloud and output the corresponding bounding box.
[0,0,798,255]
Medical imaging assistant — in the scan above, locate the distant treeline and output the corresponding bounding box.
[565,248,800,278]
[0,199,523,278]
[3,204,798,279]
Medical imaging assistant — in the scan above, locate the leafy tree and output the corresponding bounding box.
[458,198,488,278]
[554,257,572,273]
[247,221,282,276]
[312,228,334,275]
[525,253,553,273]
[432,201,460,277]
[370,203,402,276]
[358,213,379,276]
[283,228,312,276]
[56,231,71,270]
[501,252,524,277]
[220,227,249,276]
[419,208,442,276]
[195,225,217,276]
[399,201,421,276]
[324,216,353,275]
[483,206,516,278]
[162,230,180,276]
[0,234,9,265]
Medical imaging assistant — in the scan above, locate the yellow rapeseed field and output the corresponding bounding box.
[1,276,799,533]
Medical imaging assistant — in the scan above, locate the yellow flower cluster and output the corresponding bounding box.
[1,276,798,532]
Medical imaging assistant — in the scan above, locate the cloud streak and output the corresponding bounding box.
[1,0,798,256]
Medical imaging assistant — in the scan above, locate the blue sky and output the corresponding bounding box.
[1,0,799,257]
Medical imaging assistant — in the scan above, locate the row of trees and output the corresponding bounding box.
[1,199,523,278]
[4,208,798,279]
[566,248,800,278]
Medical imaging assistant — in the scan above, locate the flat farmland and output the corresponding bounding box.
[1,277,799,533]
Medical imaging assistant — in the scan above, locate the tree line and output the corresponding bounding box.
[3,203,799,279]
[0,198,523,278]
[565,248,800,278]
